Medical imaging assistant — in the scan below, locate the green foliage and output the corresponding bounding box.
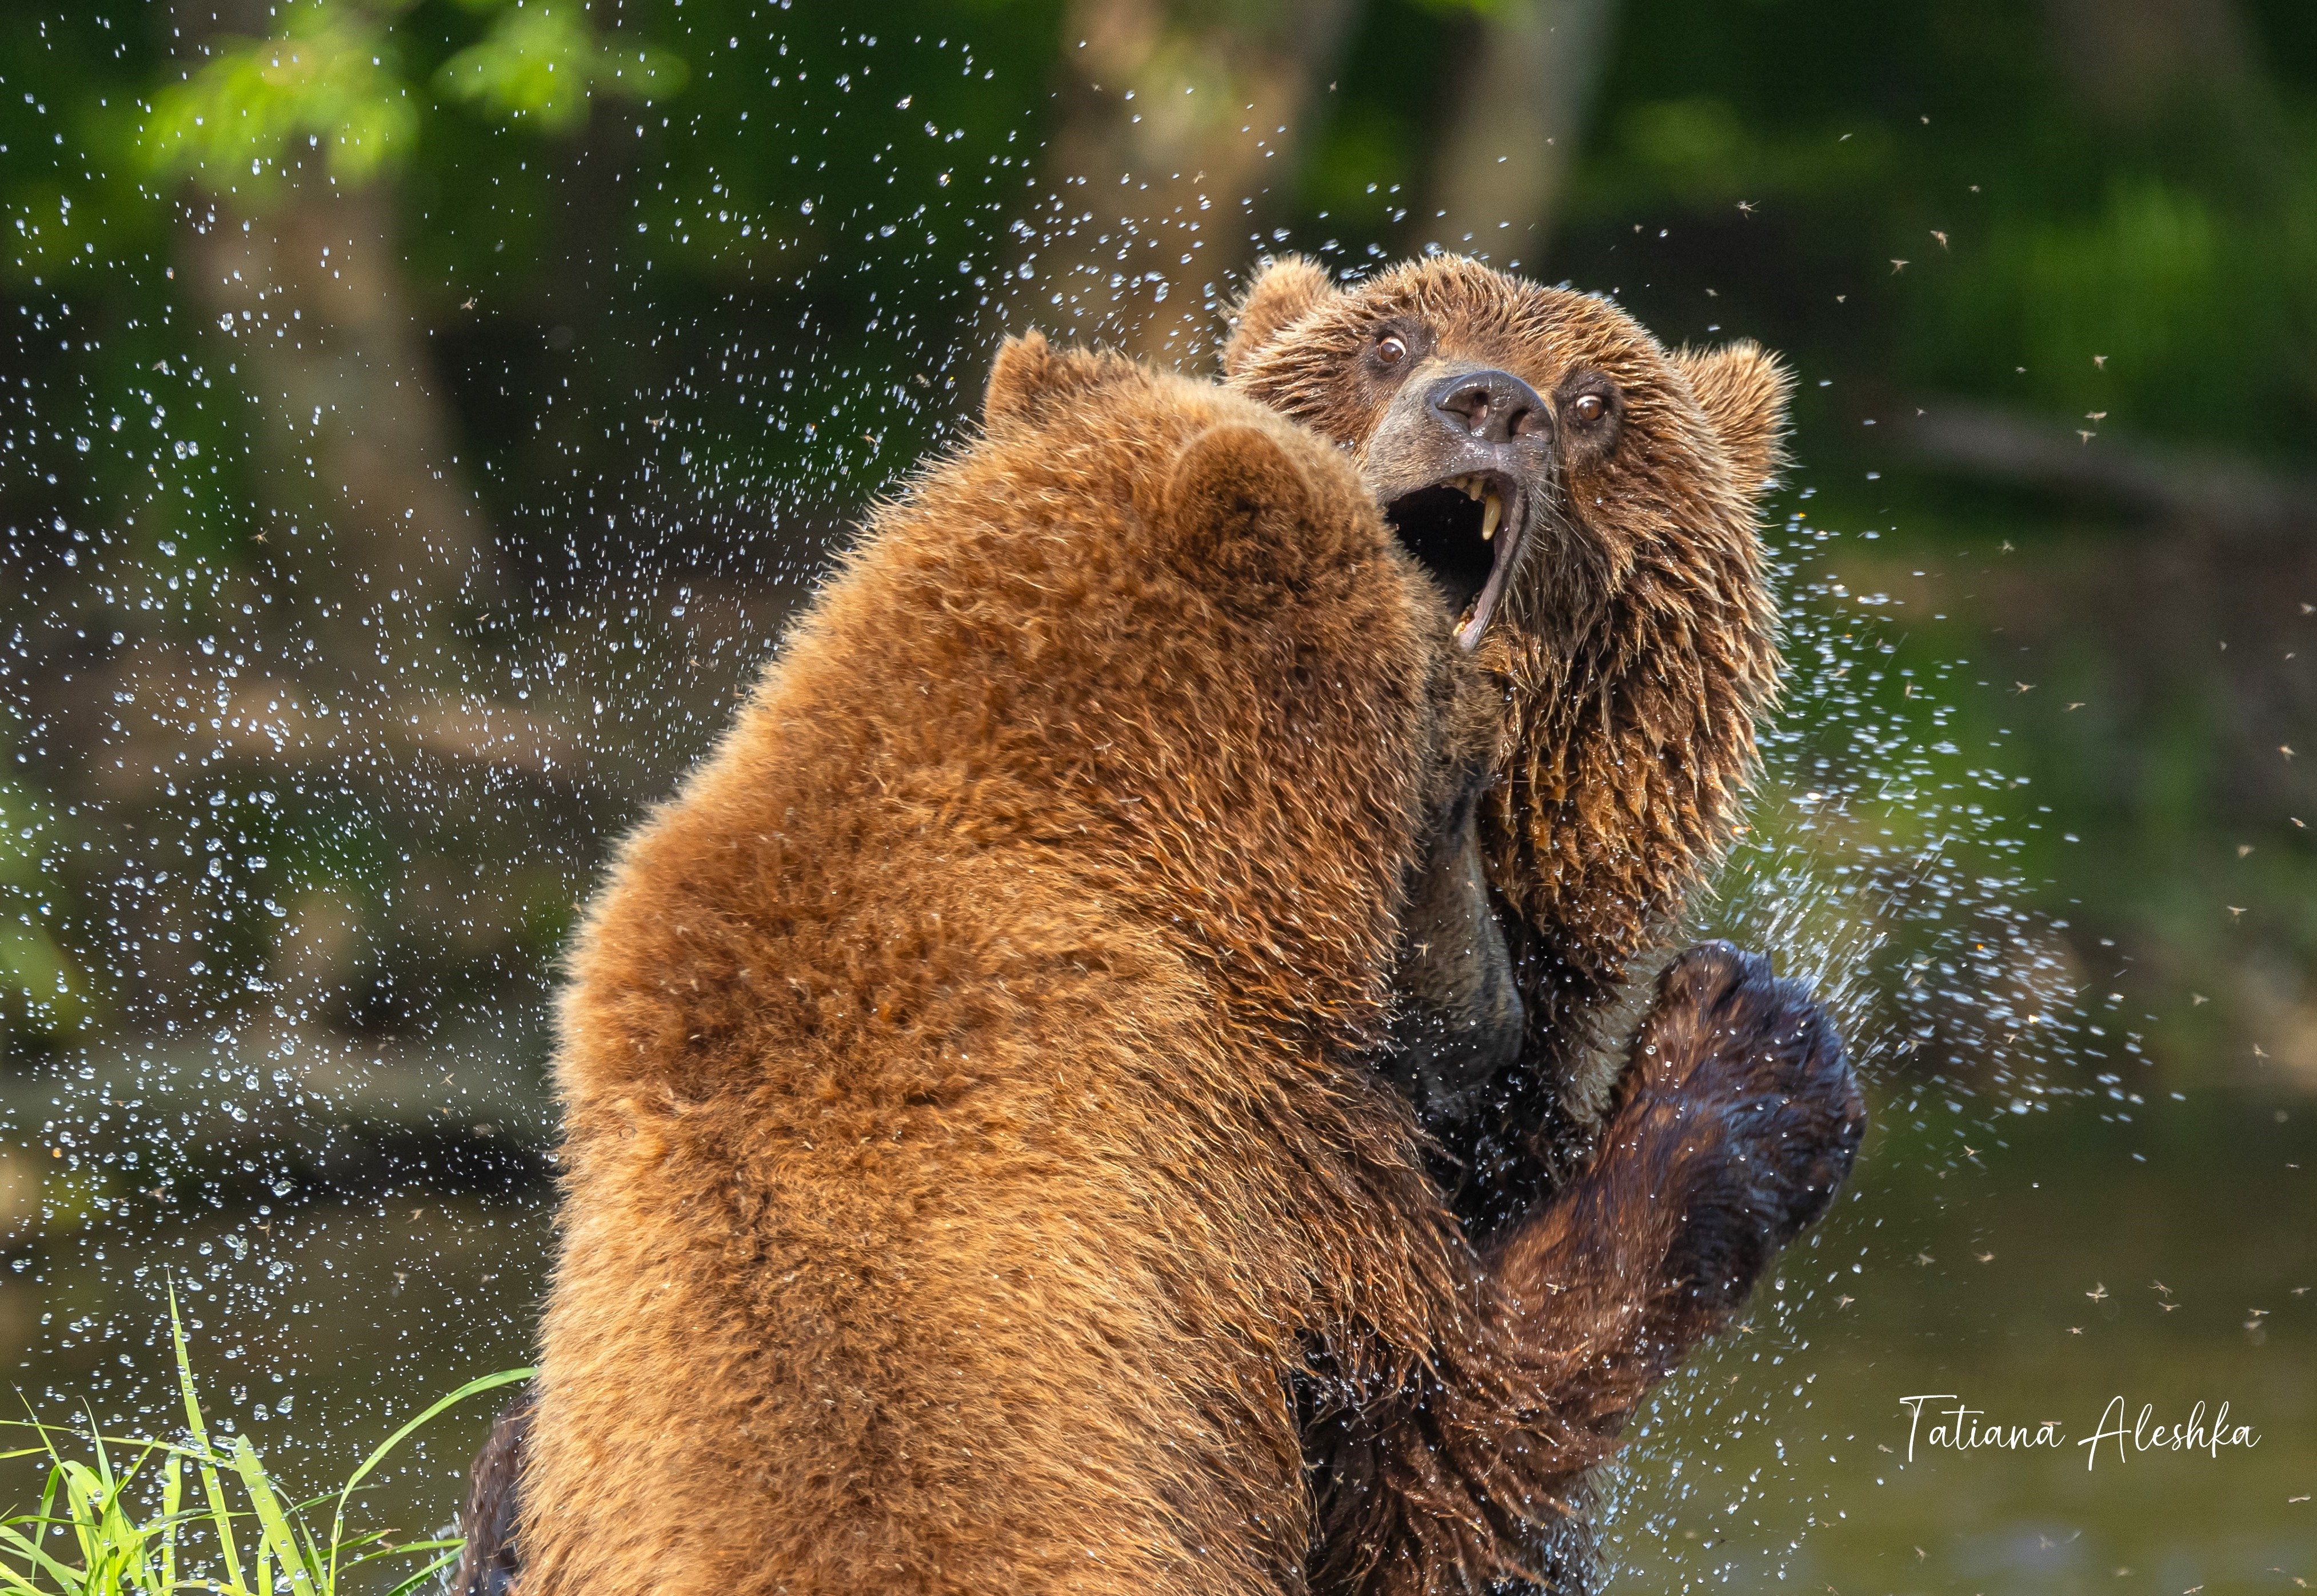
[140,0,686,195]
[1301,0,2317,465]
[1300,105,1419,225]
[141,2,421,191]
[0,1287,529,1595]
[434,4,688,134]
[0,782,89,1046]
[1921,174,2317,446]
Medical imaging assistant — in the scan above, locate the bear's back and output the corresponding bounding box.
[558,349,1447,1115]
[520,347,1462,1596]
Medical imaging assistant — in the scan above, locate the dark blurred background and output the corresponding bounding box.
[1,1,2312,1590]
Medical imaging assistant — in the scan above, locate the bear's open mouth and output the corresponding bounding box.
[1381,471,1522,651]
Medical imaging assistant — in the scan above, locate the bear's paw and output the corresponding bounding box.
[1621,941,1864,1311]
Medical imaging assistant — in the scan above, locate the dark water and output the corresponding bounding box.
[14,1089,2311,1592]
[1611,1091,2317,1594]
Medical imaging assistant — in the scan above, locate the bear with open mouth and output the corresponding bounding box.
[1226,254,1866,1587]
[1225,252,1820,1230]
[456,327,1859,1596]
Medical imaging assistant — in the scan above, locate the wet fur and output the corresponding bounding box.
[450,1399,530,1596]
[468,339,1859,1596]
[458,943,1859,1595]
[508,343,1495,1593]
[1226,257,1862,1590]
[1303,943,1859,1592]
[1224,254,1797,1227]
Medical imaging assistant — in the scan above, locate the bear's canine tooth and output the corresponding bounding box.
[1481,493,1503,542]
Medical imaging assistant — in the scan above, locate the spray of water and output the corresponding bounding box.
[1,9,2126,1580]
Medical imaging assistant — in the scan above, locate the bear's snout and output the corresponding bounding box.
[1426,366,1553,447]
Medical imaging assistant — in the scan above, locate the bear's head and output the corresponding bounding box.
[1224,254,1790,1104]
[980,329,1377,608]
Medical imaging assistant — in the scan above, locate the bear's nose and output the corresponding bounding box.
[1427,369,1551,445]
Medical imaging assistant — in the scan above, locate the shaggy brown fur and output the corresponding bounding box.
[1222,258,1858,1591]
[502,338,1859,1596]
[1224,254,1796,1222]
[1302,942,1852,1593]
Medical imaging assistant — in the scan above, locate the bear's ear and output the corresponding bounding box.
[1675,341,1794,500]
[1161,423,1324,582]
[1221,255,1342,381]
[983,330,1126,429]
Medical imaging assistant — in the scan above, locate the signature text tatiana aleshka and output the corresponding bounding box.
[1900,1394,2262,1470]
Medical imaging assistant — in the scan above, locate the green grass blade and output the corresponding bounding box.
[2,1307,522,1596]
[167,1279,244,1596]
[324,1366,531,1594]
[379,1545,463,1596]
[0,1515,95,1591]
[33,1457,59,1561]
[341,1535,461,1570]
[82,1409,111,1498]
[78,1431,165,1593]
[228,1435,317,1596]
[159,1451,181,1595]
[332,1367,533,1511]
[60,1459,105,1575]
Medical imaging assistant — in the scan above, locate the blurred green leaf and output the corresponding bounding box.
[140,1,419,193]
[137,0,684,194]
[435,5,687,133]
[0,784,88,1039]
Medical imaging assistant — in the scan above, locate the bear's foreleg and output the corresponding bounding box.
[1493,940,1863,1379]
[1307,942,1861,1596]
[449,1393,533,1596]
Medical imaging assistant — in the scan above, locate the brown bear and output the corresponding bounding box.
[472,335,1857,1596]
[1224,255,1851,1588]
[1222,253,1803,1233]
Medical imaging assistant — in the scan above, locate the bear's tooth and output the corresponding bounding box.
[1466,476,1485,499]
[1481,493,1502,542]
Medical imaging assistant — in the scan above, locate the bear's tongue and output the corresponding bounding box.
[1381,476,1511,649]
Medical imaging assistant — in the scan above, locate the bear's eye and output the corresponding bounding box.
[1376,333,1408,365]
[1571,393,1605,424]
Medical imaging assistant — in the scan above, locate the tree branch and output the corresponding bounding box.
[1893,400,2317,538]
